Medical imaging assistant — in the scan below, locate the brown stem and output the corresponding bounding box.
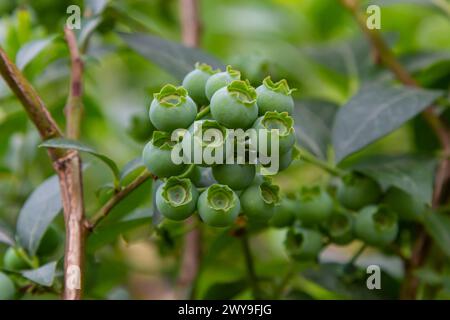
[177,0,203,299]
[338,0,450,299]
[89,170,155,229]
[64,27,84,140]
[0,46,87,300]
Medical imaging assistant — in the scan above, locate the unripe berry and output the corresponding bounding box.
[285,226,323,261]
[205,65,241,100]
[256,76,295,115]
[3,247,28,271]
[149,84,197,132]
[156,177,198,221]
[337,173,382,211]
[269,197,297,228]
[324,210,354,245]
[296,186,333,225]
[212,164,255,190]
[240,180,280,221]
[210,80,258,129]
[142,131,187,178]
[252,111,295,155]
[383,187,427,221]
[0,272,15,300]
[182,63,219,107]
[197,184,240,227]
[355,205,398,247]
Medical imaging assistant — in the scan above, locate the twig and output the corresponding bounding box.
[338,0,450,299]
[196,106,210,120]
[0,46,87,300]
[64,27,84,140]
[240,230,262,299]
[88,170,155,229]
[177,0,203,300]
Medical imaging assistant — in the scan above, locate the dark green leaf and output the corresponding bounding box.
[203,279,248,300]
[16,175,62,255]
[21,261,57,287]
[16,35,57,70]
[293,99,338,160]
[351,154,437,204]
[78,17,102,49]
[119,32,224,80]
[119,157,144,185]
[423,212,450,257]
[39,138,120,181]
[332,83,442,162]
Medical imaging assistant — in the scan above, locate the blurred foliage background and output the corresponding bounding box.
[0,0,449,299]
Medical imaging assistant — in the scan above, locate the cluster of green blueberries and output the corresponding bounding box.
[141,64,426,262]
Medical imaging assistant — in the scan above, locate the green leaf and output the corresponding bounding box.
[21,261,57,287]
[367,0,450,16]
[332,83,442,162]
[293,99,338,160]
[85,0,108,15]
[16,35,57,70]
[39,138,120,182]
[87,208,152,253]
[16,175,62,255]
[78,17,102,50]
[119,157,145,185]
[351,154,437,204]
[203,279,248,300]
[119,32,224,80]
[0,223,15,246]
[423,212,450,257]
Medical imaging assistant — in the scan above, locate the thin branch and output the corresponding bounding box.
[240,230,262,299]
[88,170,155,229]
[180,0,202,47]
[64,27,84,140]
[338,0,450,300]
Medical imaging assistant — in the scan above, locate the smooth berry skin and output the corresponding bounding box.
[156,178,198,221]
[256,82,294,116]
[182,68,215,107]
[0,272,15,300]
[210,82,258,129]
[296,187,333,226]
[285,227,323,261]
[212,164,255,190]
[269,197,297,228]
[252,112,295,155]
[197,185,240,227]
[383,187,427,221]
[149,86,197,132]
[324,210,354,245]
[205,67,240,100]
[3,248,28,271]
[355,205,398,247]
[337,173,382,211]
[142,139,186,178]
[240,181,280,221]
[37,225,61,257]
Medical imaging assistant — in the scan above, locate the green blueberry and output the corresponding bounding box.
[240,180,280,221]
[256,76,295,115]
[3,247,29,271]
[182,63,219,106]
[0,272,15,300]
[253,111,295,155]
[181,119,231,166]
[285,226,323,261]
[205,65,241,100]
[324,210,354,245]
[197,184,240,227]
[296,186,333,225]
[383,187,427,221]
[337,173,382,211]
[269,197,297,228]
[142,131,187,178]
[355,205,398,247]
[210,80,258,129]
[156,177,198,221]
[149,84,197,132]
[37,225,61,257]
[212,164,255,190]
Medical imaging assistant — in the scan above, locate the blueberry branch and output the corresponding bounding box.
[240,230,263,299]
[295,146,346,177]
